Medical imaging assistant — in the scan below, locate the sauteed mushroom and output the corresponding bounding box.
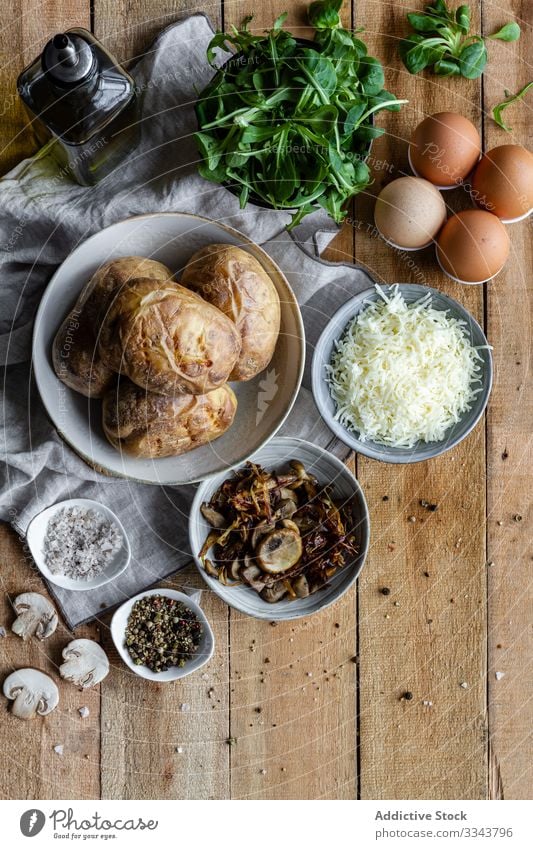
[198,460,357,603]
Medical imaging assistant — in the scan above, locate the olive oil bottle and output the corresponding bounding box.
[18,28,139,186]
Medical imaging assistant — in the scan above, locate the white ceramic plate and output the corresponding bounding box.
[26,498,131,591]
[189,436,370,621]
[110,589,215,681]
[32,213,305,485]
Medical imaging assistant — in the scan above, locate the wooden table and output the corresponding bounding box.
[0,0,531,801]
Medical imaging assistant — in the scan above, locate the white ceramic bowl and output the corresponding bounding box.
[311,284,492,463]
[110,588,215,681]
[32,212,305,485]
[189,436,370,621]
[26,498,131,591]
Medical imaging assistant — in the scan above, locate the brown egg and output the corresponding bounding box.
[410,112,481,187]
[472,144,533,221]
[436,210,510,284]
[374,177,447,249]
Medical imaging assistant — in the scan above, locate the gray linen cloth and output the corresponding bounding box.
[0,14,375,629]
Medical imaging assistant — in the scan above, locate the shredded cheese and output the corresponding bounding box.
[326,285,485,448]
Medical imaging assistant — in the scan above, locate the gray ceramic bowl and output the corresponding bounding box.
[189,436,370,621]
[311,284,493,464]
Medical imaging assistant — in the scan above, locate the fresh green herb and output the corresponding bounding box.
[400,1,520,79]
[492,81,533,132]
[194,0,405,229]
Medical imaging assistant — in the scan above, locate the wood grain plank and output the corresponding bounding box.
[0,526,100,799]
[223,0,357,800]
[482,0,533,801]
[0,0,94,802]
[99,569,230,800]
[353,0,488,799]
[93,1,221,64]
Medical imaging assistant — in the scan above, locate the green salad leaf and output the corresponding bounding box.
[194,0,406,229]
[492,81,533,132]
[400,1,520,79]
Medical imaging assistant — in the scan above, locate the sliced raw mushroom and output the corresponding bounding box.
[11,593,58,641]
[200,504,227,529]
[3,668,59,719]
[257,528,302,574]
[60,639,109,688]
[261,582,288,603]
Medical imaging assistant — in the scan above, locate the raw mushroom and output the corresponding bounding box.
[3,668,59,720]
[60,639,109,688]
[257,528,302,574]
[11,592,58,641]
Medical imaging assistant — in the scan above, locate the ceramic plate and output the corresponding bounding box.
[189,436,370,621]
[311,284,493,463]
[32,213,305,485]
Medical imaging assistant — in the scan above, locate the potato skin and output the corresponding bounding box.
[181,244,280,381]
[102,380,237,458]
[53,257,171,398]
[98,278,242,396]
[53,306,115,398]
[81,256,171,328]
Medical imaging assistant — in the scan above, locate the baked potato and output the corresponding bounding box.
[98,278,242,396]
[53,256,172,398]
[102,379,237,458]
[181,244,280,381]
[53,305,115,398]
[81,256,172,328]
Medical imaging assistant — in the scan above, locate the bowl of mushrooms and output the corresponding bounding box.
[190,436,370,621]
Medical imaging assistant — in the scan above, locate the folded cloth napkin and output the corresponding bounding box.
[0,14,375,629]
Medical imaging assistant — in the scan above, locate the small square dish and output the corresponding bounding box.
[110,589,215,682]
[26,498,131,591]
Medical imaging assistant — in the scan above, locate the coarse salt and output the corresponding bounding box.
[44,506,122,581]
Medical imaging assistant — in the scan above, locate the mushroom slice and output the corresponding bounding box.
[203,558,219,578]
[261,582,288,603]
[241,563,266,593]
[276,499,298,519]
[200,504,226,529]
[11,593,58,641]
[293,575,310,598]
[250,520,275,550]
[60,639,109,688]
[256,528,302,574]
[3,668,59,720]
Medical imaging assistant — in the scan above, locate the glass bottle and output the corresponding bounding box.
[18,28,139,186]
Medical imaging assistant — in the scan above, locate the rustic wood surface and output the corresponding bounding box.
[0,0,531,800]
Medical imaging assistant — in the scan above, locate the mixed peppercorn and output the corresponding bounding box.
[124,595,202,673]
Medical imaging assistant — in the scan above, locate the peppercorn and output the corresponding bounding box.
[380,587,391,596]
[402,691,413,701]
[124,595,202,673]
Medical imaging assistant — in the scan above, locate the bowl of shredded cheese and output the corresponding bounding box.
[312,284,492,463]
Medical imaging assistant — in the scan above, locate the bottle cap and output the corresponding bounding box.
[42,33,94,85]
